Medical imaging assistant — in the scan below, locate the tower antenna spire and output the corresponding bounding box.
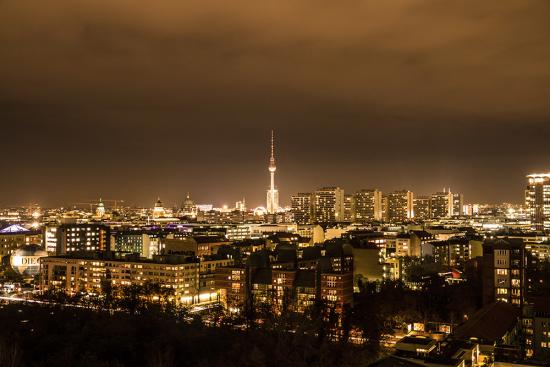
[271,129,275,160]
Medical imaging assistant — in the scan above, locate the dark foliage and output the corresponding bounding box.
[0,302,377,367]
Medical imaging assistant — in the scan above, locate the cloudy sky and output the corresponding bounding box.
[1,0,549,207]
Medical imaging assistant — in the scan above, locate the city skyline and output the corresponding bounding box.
[0,132,545,209]
[2,2,550,364]
[1,1,550,207]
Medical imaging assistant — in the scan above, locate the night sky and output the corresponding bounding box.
[1,0,549,208]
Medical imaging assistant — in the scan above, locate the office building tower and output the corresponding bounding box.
[387,190,413,222]
[353,189,383,222]
[266,130,279,214]
[313,187,345,223]
[526,173,550,230]
[291,193,314,224]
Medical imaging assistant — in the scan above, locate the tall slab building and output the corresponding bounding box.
[526,173,550,230]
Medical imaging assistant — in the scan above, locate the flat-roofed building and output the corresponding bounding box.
[353,189,383,222]
[164,236,232,258]
[313,187,345,223]
[0,225,41,257]
[431,191,453,219]
[482,238,526,307]
[291,193,314,224]
[55,223,110,255]
[113,229,163,258]
[40,252,200,304]
[526,173,550,230]
[387,190,414,222]
[413,195,431,221]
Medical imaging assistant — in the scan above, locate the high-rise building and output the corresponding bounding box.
[314,187,345,223]
[482,238,525,307]
[525,173,550,230]
[343,194,354,222]
[353,189,383,222]
[431,191,453,219]
[452,193,464,217]
[413,195,431,220]
[266,130,279,214]
[291,193,314,224]
[387,190,413,222]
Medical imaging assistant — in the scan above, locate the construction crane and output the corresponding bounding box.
[98,199,125,211]
[71,199,125,212]
[72,202,96,212]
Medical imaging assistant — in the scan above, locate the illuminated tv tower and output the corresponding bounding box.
[266,130,279,214]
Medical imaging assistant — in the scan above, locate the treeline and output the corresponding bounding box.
[0,272,485,367]
[0,301,377,367]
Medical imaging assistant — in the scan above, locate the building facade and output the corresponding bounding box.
[430,191,453,219]
[291,193,314,224]
[526,173,550,230]
[413,196,431,221]
[40,252,200,304]
[482,238,526,307]
[0,225,42,257]
[353,189,383,222]
[387,190,413,222]
[313,187,345,223]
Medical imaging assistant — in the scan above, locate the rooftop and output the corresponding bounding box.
[452,302,520,343]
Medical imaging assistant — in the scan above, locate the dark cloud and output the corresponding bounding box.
[0,0,549,207]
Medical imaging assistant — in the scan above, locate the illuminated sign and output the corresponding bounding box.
[10,255,43,276]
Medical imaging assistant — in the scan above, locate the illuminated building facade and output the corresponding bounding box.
[40,252,200,304]
[353,189,383,222]
[291,193,314,224]
[343,194,353,222]
[215,243,353,314]
[526,173,550,230]
[482,238,525,307]
[182,193,197,218]
[431,191,453,219]
[0,225,41,257]
[152,198,167,219]
[413,195,431,220]
[55,224,110,255]
[452,193,464,217]
[266,130,279,214]
[313,187,345,223]
[113,230,163,258]
[387,190,413,222]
